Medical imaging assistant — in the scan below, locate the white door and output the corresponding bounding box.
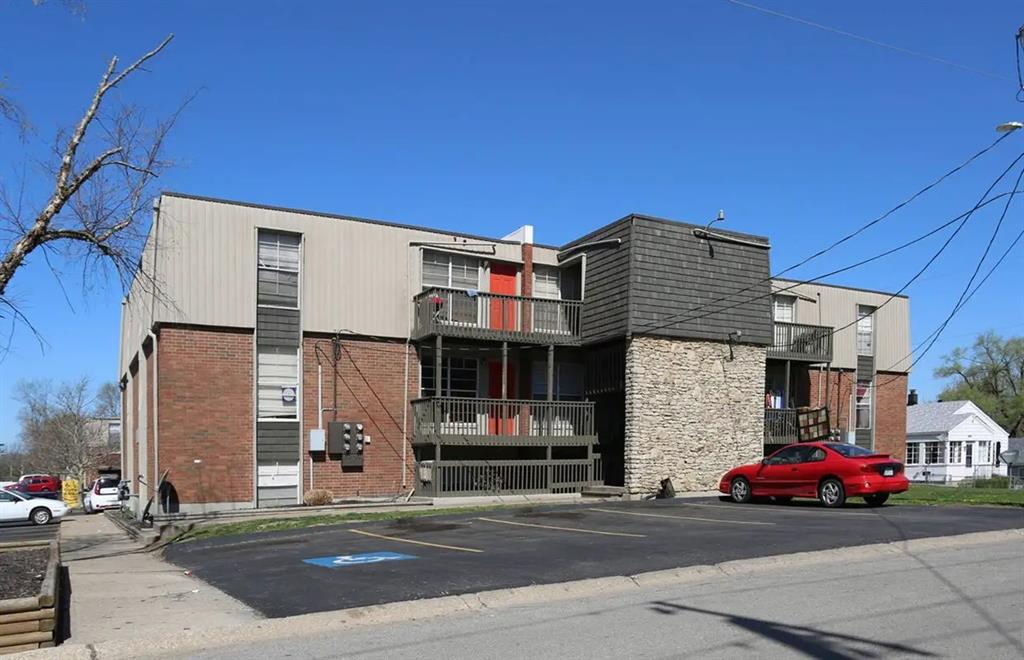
[0,491,30,522]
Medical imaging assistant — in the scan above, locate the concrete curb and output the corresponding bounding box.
[24,527,1024,660]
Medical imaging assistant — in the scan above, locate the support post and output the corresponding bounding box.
[824,362,832,436]
[783,359,791,409]
[501,342,508,400]
[434,334,442,398]
[546,345,554,436]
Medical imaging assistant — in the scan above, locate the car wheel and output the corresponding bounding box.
[772,496,793,504]
[818,478,846,508]
[864,493,889,507]
[730,477,753,504]
[30,507,52,526]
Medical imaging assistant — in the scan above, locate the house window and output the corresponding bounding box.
[420,355,478,398]
[533,266,561,300]
[949,441,963,464]
[978,441,990,464]
[257,345,299,418]
[531,362,584,401]
[906,443,920,465]
[421,251,480,290]
[855,380,873,429]
[772,295,796,323]
[856,305,875,355]
[924,442,943,464]
[257,231,300,307]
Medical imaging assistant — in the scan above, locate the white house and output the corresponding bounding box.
[905,400,1009,483]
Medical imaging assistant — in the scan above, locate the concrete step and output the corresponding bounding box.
[581,485,627,498]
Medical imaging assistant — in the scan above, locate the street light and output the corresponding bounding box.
[996,121,1023,133]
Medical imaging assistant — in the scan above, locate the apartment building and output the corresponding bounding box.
[118,193,910,517]
[764,280,911,458]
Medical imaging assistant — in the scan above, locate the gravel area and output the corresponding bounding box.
[0,547,49,599]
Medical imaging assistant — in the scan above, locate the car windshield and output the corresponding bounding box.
[97,478,119,489]
[825,443,876,458]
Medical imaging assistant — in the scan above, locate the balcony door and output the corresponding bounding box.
[487,362,518,434]
[488,262,518,331]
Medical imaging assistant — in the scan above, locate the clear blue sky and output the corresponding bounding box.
[1,0,1022,449]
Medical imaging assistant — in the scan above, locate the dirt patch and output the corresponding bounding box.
[0,547,49,600]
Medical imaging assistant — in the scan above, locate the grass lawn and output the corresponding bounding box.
[892,484,1024,507]
[174,504,513,543]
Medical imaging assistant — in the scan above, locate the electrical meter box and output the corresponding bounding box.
[328,421,366,467]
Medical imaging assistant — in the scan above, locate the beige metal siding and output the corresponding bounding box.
[773,280,911,372]
[120,194,545,378]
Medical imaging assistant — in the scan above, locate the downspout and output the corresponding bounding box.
[148,196,162,508]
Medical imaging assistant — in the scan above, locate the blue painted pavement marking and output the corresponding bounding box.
[303,551,417,568]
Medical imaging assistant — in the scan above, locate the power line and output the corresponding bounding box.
[631,132,1013,335]
[724,0,1012,82]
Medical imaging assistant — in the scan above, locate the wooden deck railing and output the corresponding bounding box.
[764,408,799,445]
[768,321,833,363]
[412,287,583,345]
[412,396,595,441]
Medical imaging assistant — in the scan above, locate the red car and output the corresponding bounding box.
[7,474,62,498]
[719,442,909,508]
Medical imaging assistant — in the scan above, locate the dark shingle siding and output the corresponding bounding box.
[256,421,300,461]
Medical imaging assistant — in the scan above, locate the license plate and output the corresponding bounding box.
[882,468,894,477]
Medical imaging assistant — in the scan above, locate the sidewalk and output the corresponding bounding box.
[58,513,259,646]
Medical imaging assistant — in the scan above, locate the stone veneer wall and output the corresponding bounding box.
[624,336,766,494]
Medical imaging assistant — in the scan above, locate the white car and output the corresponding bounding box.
[84,477,121,513]
[0,489,68,525]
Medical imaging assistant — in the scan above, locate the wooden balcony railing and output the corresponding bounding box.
[412,396,596,444]
[768,321,833,363]
[415,454,604,497]
[764,408,799,445]
[412,287,583,345]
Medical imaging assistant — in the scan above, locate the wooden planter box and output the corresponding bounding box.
[0,540,60,654]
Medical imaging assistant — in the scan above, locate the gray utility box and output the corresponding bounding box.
[328,420,366,467]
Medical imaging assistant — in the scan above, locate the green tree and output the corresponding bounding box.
[934,332,1024,437]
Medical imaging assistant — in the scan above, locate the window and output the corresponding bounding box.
[948,441,963,464]
[257,231,300,307]
[772,295,796,323]
[855,380,873,429]
[533,266,561,300]
[978,441,990,464]
[257,345,299,418]
[421,251,480,290]
[856,305,875,355]
[531,362,584,401]
[924,441,943,464]
[107,423,122,450]
[825,443,876,458]
[906,443,920,465]
[420,355,478,398]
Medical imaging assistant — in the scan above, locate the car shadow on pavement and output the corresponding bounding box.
[648,601,937,659]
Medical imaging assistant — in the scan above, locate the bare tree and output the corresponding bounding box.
[15,377,108,496]
[0,34,180,339]
[93,381,121,417]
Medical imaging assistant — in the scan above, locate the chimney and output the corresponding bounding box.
[907,389,918,406]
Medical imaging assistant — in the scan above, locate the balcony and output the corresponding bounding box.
[412,396,600,497]
[768,321,833,363]
[412,287,582,345]
[412,396,596,445]
[764,408,798,445]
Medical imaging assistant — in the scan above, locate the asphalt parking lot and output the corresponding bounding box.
[0,519,62,543]
[164,497,1024,618]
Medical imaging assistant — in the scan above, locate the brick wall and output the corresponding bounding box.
[874,372,908,459]
[302,335,419,498]
[157,326,254,505]
[145,345,156,501]
[808,368,855,436]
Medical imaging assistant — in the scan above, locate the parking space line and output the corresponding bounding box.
[589,507,776,526]
[677,502,880,517]
[476,517,647,538]
[349,529,484,553]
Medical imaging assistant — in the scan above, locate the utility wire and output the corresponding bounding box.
[874,171,1024,389]
[631,132,1013,335]
[724,0,1012,82]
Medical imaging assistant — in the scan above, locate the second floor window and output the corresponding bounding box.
[772,295,795,323]
[420,354,478,398]
[422,251,480,290]
[855,380,872,429]
[258,231,300,307]
[856,305,875,355]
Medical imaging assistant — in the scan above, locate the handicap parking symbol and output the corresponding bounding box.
[303,551,417,568]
